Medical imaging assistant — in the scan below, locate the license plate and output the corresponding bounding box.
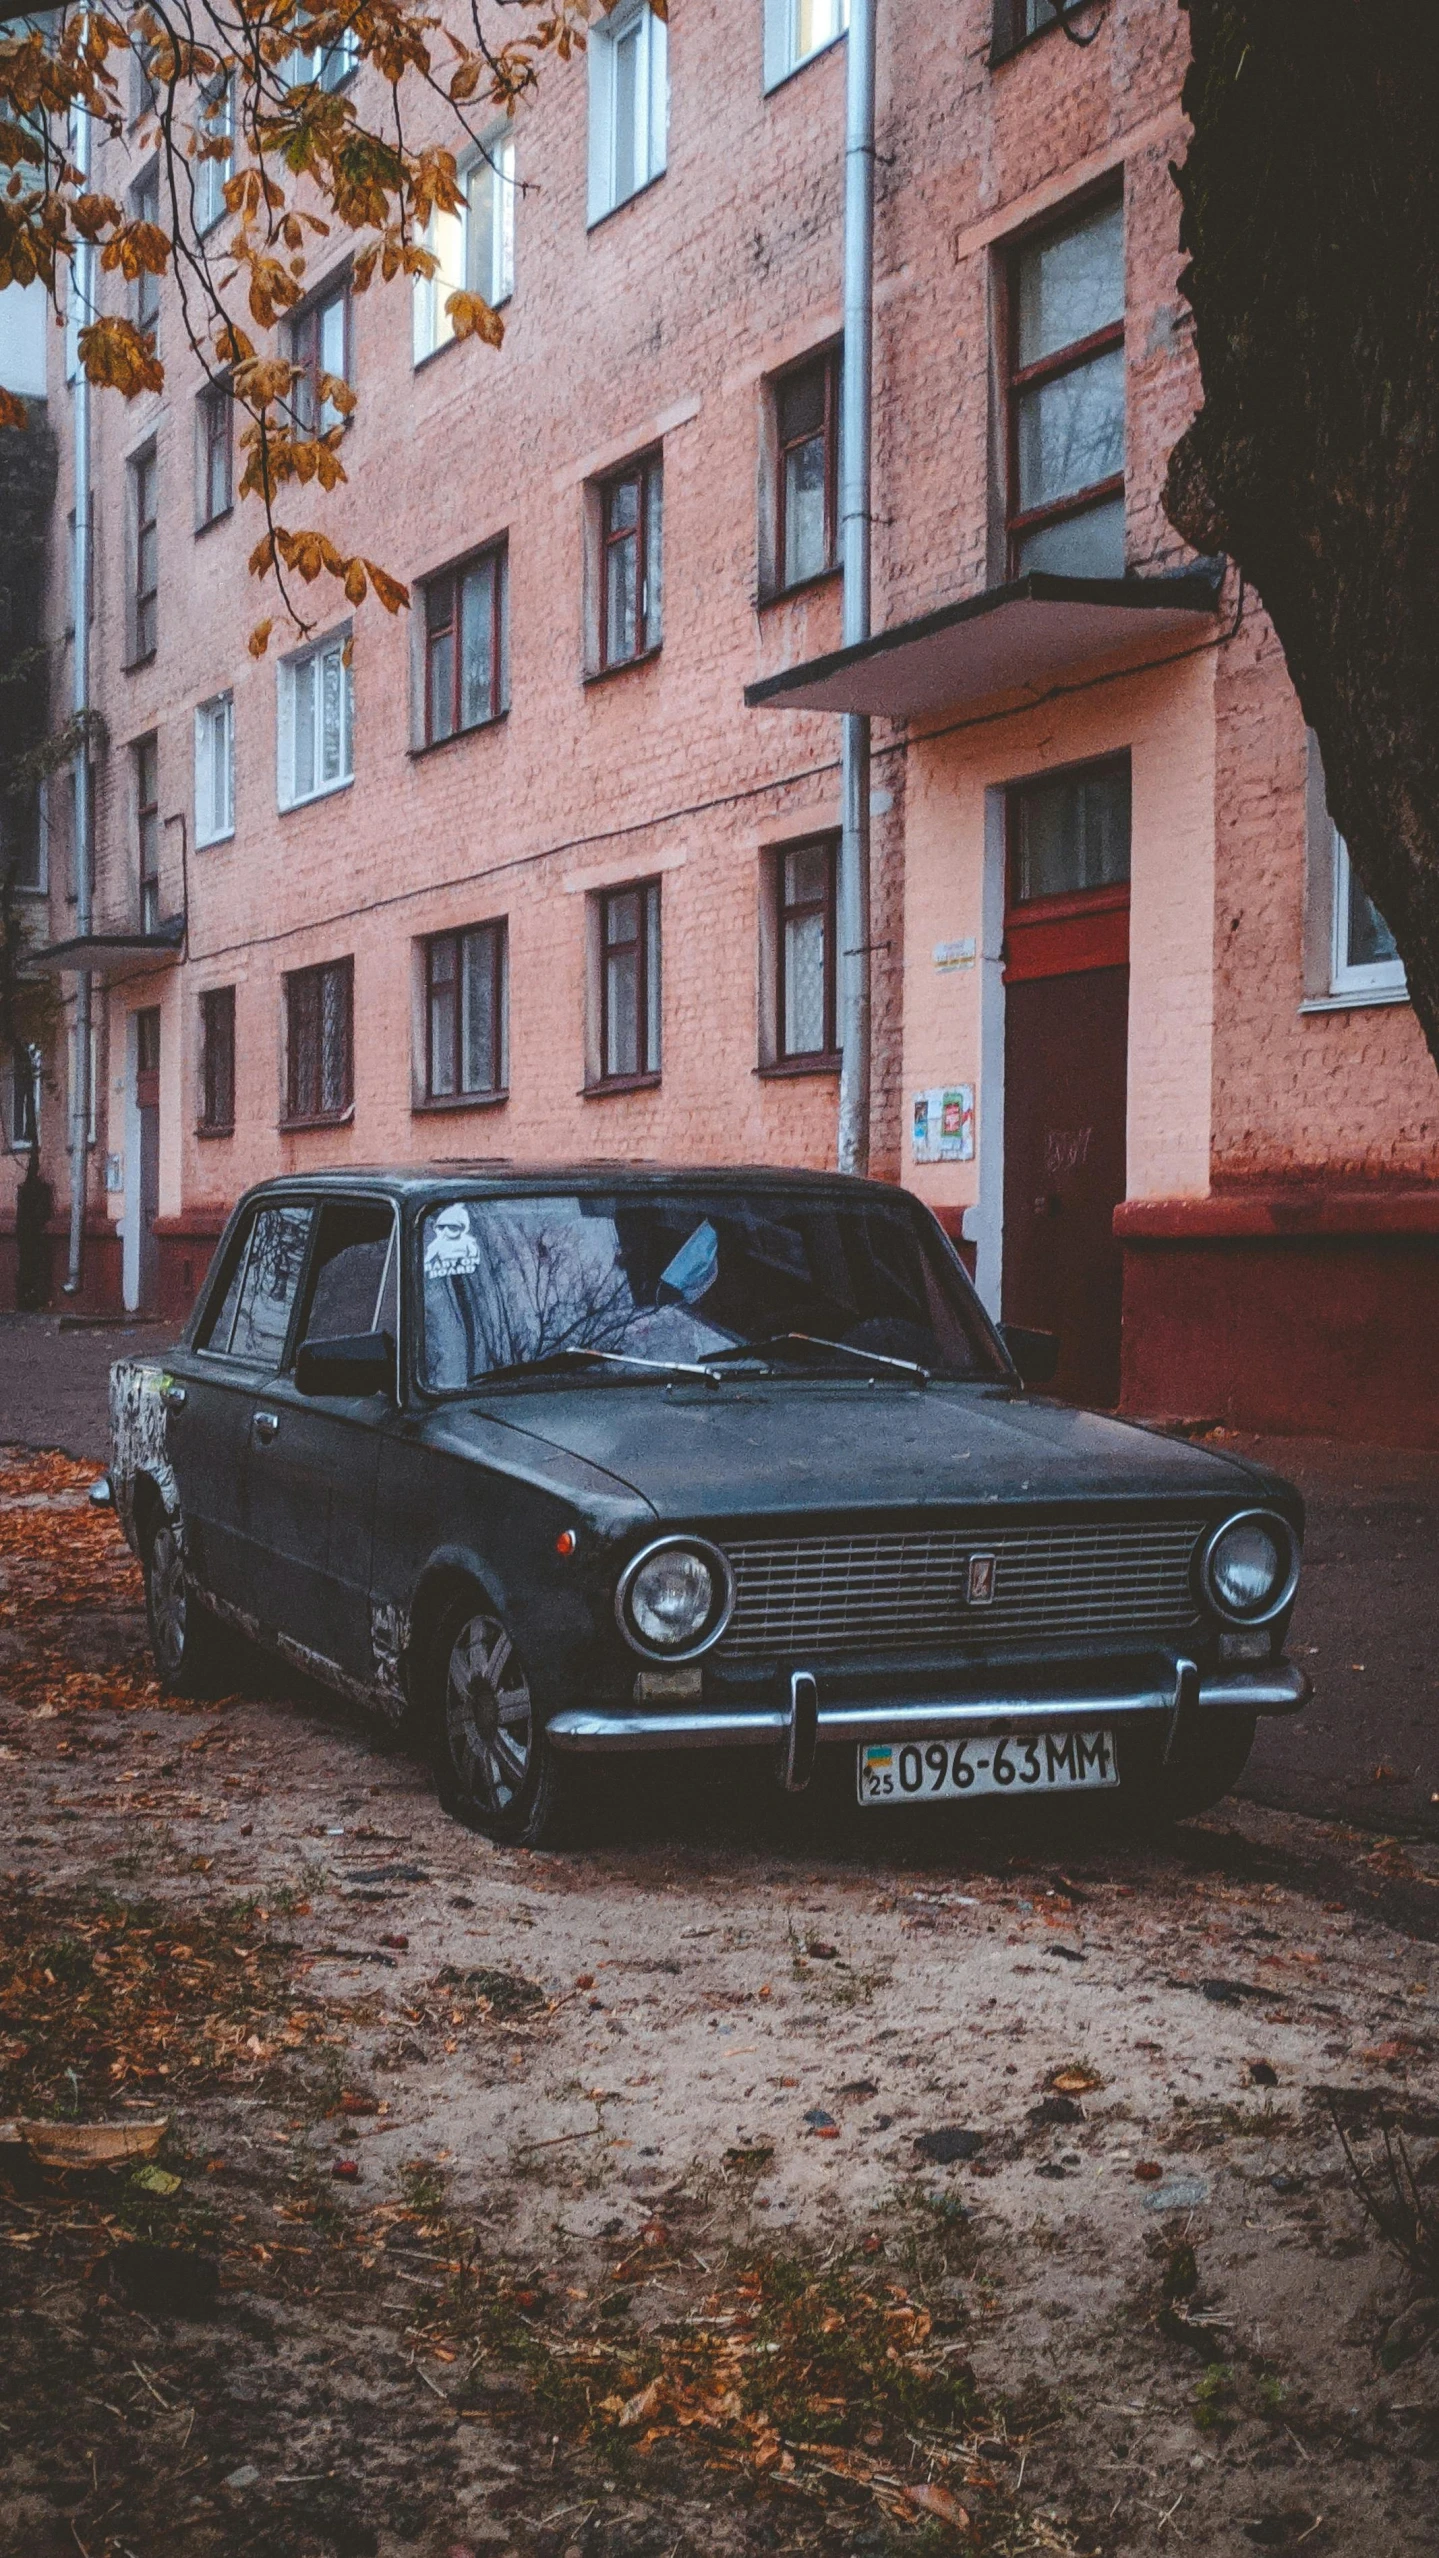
[856,1728,1119,1806]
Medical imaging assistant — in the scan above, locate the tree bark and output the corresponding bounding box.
[1166,0,1439,1080]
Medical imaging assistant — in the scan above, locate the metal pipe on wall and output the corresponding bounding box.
[65,90,94,1296]
[837,0,876,1177]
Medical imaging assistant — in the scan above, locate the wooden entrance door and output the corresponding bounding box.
[1000,757,1131,1409]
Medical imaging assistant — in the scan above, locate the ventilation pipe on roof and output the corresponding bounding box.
[837,0,876,1177]
[64,91,94,1296]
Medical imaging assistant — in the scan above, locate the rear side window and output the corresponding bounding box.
[196,1202,312,1365]
[296,1200,396,1346]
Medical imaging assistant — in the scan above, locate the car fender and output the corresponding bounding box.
[108,1359,180,1558]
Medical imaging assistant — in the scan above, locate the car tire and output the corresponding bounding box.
[427,1591,575,1846]
[1119,1708,1259,1829]
[142,1512,226,1698]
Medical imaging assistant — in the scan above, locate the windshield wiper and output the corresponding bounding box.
[478,1345,720,1390]
[699,1331,929,1385]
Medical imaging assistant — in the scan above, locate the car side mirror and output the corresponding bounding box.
[999,1323,1060,1387]
[294,1330,395,1399]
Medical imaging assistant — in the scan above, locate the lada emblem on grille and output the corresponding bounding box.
[966,1552,997,1607]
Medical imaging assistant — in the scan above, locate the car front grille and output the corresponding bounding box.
[717,1520,1206,1658]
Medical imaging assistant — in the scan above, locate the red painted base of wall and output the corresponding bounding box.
[0,1214,227,1324]
[1119,1191,1439,1447]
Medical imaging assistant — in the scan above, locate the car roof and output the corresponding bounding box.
[233,1163,907,1205]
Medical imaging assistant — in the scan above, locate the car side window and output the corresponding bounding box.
[227,1204,313,1366]
[194,1212,256,1354]
[297,1201,396,1347]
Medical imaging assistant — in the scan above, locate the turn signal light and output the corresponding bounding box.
[555,1528,578,1558]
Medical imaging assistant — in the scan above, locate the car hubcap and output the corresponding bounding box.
[445,1611,533,1813]
[149,1523,186,1675]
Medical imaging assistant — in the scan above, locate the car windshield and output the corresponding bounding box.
[419,1188,1005,1390]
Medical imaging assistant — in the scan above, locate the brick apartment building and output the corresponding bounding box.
[3,0,1437,1439]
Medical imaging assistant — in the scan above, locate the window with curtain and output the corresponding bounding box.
[424,921,507,1100]
[775,836,839,1061]
[284,957,354,1124]
[278,630,352,808]
[596,879,661,1083]
[772,346,839,591]
[421,547,504,742]
[597,453,663,669]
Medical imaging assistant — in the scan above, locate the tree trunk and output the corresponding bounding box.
[1166,0,1439,1081]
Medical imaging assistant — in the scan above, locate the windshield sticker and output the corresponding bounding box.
[425,1200,483,1278]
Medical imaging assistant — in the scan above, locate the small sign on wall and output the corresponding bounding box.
[912,1085,974,1164]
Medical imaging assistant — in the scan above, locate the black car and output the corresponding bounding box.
[110,1165,1308,1844]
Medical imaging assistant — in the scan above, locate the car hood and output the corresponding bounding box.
[470,1381,1299,1524]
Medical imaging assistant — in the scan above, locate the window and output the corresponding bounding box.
[597,453,663,670]
[288,276,350,436]
[296,1199,398,1347]
[5,792,45,895]
[1007,755,1131,904]
[991,0,1098,60]
[278,629,352,808]
[774,837,839,1061]
[196,379,232,525]
[286,18,358,92]
[763,0,848,90]
[131,38,158,124]
[193,72,233,237]
[10,1043,41,1149]
[195,692,234,845]
[423,921,507,1102]
[421,547,504,743]
[134,733,159,930]
[772,347,839,592]
[129,444,158,661]
[1007,194,1124,578]
[412,134,516,361]
[587,0,667,222]
[199,985,235,1134]
[133,160,161,342]
[284,956,353,1124]
[596,879,661,1085]
[1331,829,1406,1000]
[197,1201,313,1362]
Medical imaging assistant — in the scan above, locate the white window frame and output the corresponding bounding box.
[277,629,353,811]
[10,1041,42,1148]
[195,691,235,846]
[1330,824,1406,1001]
[412,131,516,366]
[193,72,234,238]
[285,24,359,91]
[587,0,667,226]
[763,0,848,93]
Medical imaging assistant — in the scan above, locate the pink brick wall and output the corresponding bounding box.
[8,0,1434,1307]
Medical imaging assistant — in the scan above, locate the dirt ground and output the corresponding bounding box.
[3,1446,1438,2558]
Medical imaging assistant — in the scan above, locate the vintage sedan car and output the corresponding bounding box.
[110,1166,1308,1844]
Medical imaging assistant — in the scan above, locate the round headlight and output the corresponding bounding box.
[616,1537,735,1659]
[1201,1512,1298,1624]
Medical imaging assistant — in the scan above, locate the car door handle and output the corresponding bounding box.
[162,1384,187,1413]
[252,1410,280,1445]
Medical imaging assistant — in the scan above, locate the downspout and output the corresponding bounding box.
[64,89,94,1295]
[836,0,876,1177]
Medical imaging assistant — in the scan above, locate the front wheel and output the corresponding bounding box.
[428,1594,574,1846]
[143,1513,225,1697]
[1116,1709,1258,1831]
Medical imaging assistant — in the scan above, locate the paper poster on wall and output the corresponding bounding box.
[912,1085,974,1164]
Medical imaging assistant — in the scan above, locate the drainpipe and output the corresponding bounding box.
[836,0,876,1178]
[65,90,94,1296]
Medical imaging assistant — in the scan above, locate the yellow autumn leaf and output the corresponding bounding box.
[445,289,504,348]
[248,619,274,657]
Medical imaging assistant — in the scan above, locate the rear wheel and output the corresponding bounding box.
[428,1593,574,1845]
[143,1513,226,1697]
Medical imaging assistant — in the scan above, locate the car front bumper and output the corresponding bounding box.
[547,1653,1310,1776]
